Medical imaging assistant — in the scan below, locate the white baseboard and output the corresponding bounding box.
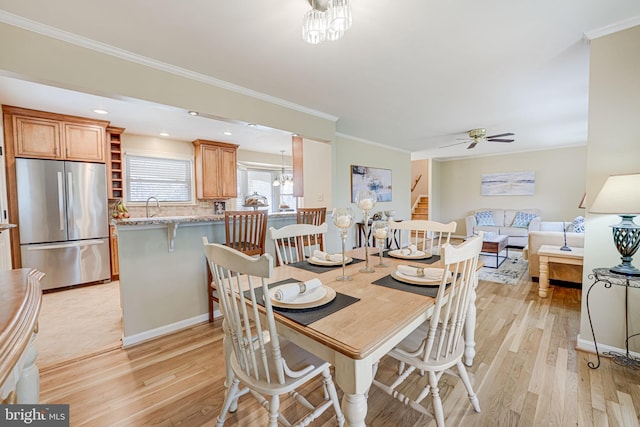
[122,313,211,348]
[576,334,640,359]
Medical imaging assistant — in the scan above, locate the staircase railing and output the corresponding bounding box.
[411,174,422,192]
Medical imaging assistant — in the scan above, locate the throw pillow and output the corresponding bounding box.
[572,216,585,233]
[475,210,495,226]
[511,211,538,228]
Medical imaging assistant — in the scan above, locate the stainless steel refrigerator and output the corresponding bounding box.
[16,158,110,290]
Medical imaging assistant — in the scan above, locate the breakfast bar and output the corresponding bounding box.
[114,213,296,347]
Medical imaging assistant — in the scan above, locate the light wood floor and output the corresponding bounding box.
[39,273,640,426]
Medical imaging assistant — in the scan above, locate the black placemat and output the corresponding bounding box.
[371,274,448,298]
[289,257,364,274]
[245,278,360,326]
[383,251,441,265]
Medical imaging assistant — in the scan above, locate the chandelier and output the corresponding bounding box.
[302,0,352,45]
[273,150,293,187]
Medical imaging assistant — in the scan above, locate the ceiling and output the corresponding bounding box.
[1,1,639,160]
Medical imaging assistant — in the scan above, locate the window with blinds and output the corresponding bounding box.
[125,154,193,203]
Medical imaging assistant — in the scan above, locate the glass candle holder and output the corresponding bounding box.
[372,220,390,268]
[355,190,377,273]
[332,207,354,281]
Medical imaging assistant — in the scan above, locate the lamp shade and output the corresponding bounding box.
[589,173,640,214]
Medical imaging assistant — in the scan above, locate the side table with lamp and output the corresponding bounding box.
[586,173,640,369]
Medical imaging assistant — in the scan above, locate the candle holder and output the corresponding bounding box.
[355,190,377,273]
[332,207,354,281]
[372,220,390,268]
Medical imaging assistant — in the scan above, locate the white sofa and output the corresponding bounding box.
[465,208,541,248]
[523,221,584,283]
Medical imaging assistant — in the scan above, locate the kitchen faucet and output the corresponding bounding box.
[146,196,160,217]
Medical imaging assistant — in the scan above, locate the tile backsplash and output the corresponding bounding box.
[111,199,239,218]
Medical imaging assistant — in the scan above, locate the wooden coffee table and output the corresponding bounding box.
[537,245,584,297]
[480,234,509,268]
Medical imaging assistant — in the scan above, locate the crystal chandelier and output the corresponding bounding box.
[273,150,293,187]
[302,0,352,45]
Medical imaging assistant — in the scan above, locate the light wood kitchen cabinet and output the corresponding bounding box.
[110,225,119,280]
[193,139,239,199]
[106,126,125,200]
[6,106,108,163]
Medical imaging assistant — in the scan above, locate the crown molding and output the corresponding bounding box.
[0,11,339,123]
[335,132,411,154]
[583,15,640,41]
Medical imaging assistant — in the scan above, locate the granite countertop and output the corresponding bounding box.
[113,211,296,227]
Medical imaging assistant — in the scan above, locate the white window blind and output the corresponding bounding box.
[125,154,193,203]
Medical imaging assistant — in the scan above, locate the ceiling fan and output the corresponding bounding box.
[443,128,515,150]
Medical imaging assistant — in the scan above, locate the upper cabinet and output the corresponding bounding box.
[193,139,239,199]
[4,106,108,163]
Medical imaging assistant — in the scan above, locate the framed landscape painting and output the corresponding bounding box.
[351,165,392,202]
[481,171,535,196]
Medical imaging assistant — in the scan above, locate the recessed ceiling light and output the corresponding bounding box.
[93,109,109,115]
[247,123,257,127]
[223,131,232,136]
[159,132,170,137]
[188,111,199,116]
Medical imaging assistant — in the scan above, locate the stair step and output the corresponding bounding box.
[412,213,429,220]
[417,202,429,208]
[414,207,428,214]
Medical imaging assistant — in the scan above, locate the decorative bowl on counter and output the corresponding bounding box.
[243,192,268,210]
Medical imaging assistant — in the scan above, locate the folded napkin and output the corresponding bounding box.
[313,250,344,262]
[397,265,444,281]
[273,278,323,302]
[399,244,419,255]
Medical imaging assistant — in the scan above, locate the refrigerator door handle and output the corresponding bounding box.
[24,239,106,251]
[67,171,74,225]
[57,171,65,231]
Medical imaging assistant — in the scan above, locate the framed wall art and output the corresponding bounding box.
[481,171,535,196]
[351,165,392,202]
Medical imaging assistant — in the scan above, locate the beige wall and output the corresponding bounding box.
[332,135,411,249]
[0,22,336,144]
[411,159,429,206]
[580,25,640,352]
[433,146,587,235]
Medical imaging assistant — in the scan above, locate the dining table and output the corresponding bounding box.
[230,246,479,427]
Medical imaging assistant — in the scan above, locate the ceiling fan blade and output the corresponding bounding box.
[487,138,515,143]
[467,141,478,149]
[486,132,514,138]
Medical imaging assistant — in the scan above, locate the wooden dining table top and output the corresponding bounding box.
[264,247,440,361]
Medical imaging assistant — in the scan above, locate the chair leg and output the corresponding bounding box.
[456,360,481,412]
[268,395,280,427]
[322,369,345,426]
[428,371,445,427]
[216,378,240,427]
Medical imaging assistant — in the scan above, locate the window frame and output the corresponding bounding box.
[123,149,196,206]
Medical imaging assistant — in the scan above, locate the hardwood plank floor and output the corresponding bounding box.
[39,273,640,426]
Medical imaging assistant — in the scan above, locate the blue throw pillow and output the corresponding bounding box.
[572,216,585,233]
[512,211,538,228]
[475,211,495,226]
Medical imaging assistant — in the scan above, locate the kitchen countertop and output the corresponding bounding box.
[112,211,296,227]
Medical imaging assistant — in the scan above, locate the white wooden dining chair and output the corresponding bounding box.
[372,234,483,427]
[202,242,344,427]
[268,223,328,266]
[389,220,457,256]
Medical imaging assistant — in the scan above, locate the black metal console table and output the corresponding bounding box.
[586,268,640,369]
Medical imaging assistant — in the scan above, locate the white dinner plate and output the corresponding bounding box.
[307,256,353,266]
[269,286,336,309]
[391,270,449,286]
[388,249,432,260]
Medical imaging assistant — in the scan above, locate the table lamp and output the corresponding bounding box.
[589,173,640,276]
